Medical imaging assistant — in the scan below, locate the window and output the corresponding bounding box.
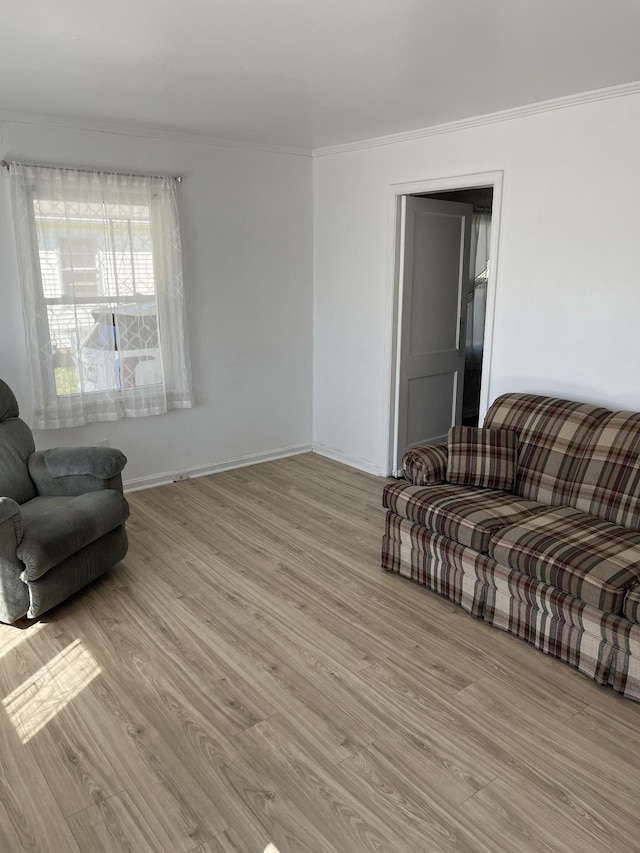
[9,163,193,428]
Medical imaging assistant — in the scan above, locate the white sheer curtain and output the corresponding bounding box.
[466,211,491,371]
[10,163,193,428]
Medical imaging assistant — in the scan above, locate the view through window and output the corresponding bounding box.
[35,197,162,397]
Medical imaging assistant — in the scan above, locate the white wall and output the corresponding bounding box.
[312,92,640,475]
[0,120,313,486]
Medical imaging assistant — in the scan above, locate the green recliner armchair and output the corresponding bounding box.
[0,378,129,623]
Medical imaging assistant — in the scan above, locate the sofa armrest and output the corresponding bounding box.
[28,447,126,497]
[402,443,448,485]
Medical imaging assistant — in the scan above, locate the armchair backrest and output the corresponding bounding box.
[0,379,37,504]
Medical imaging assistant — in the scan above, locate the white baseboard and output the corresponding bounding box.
[312,443,382,476]
[123,443,312,492]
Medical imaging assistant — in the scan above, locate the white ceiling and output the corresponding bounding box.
[2,0,640,150]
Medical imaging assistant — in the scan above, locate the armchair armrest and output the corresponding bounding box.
[0,498,29,623]
[0,497,23,545]
[402,443,448,485]
[28,447,127,497]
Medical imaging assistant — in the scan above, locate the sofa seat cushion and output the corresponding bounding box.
[488,506,640,613]
[17,490,130,582]
[624,583,640,624]
[383,481,546,552]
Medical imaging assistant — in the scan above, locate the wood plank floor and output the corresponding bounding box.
[1,452,640,852]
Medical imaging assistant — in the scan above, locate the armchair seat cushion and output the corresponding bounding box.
[488,506,640,613]
[17,491,130,582]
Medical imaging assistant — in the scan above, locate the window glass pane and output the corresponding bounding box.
[114,304,162,389]
[35,201,161,395]
[59,237,99,298]
[40,250,62,298]
[48,303,116,396]
[100,219,151,298]
[47,301,163,396]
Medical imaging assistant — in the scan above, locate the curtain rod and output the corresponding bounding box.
[0,160,183,182]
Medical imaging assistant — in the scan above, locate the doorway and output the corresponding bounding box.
[385,171,503,477]
[423,187,493,427]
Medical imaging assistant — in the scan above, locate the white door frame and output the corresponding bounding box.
[382,170,504,477]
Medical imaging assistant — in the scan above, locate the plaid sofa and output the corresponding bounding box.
[382,393,640,702]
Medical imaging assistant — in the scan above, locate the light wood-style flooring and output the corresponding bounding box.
[1,453,640,852]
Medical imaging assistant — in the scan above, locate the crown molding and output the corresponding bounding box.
[2,78,639,160]
[312,80,640,157]
[0,110,312,158]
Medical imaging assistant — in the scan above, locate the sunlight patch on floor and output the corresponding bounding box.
[2,639,101,743]
[0,621,45,662]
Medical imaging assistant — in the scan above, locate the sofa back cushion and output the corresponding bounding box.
[568,411,640,531]
[483,393,608,507]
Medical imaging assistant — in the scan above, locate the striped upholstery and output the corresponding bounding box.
[382,512,497,616]
[383,481,545,552]
[489,506,640,613]
[446,426,517,491]
[568,411,640,532]
[382,512,640,701]
[483,557,640,698]
[402,443,448,485]
[386,393,640,701]
[483,393,608,506]
[624,583,640,624]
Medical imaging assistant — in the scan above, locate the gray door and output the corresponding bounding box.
[393,195,472,474]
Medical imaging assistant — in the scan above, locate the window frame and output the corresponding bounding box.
[9,163,193,428]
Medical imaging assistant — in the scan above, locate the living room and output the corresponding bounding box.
[1,2,640,851]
